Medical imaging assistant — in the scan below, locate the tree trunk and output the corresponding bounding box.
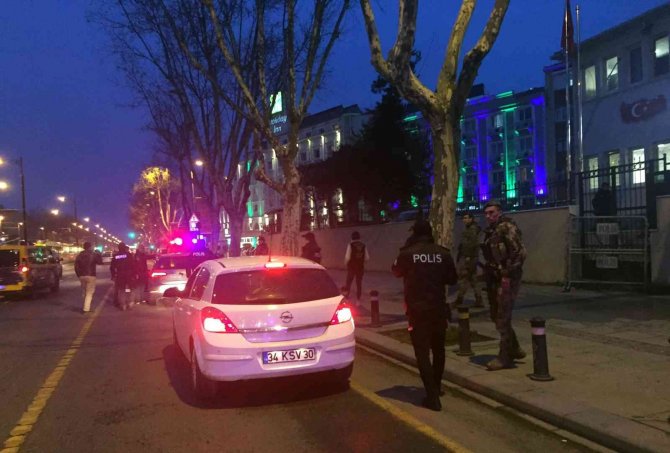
[228,212,244,257]
[280,165,303,256]
[429,124,459,250]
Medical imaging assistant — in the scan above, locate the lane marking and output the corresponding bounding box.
[1,287,113,453]
[350,381,473,453]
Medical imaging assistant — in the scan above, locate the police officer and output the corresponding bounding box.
[392,219,457,411]
[454,213,483,308]
[255,236,269,255]
[481,200,527,371]
[110,242,137,311]
[300,232,322,263]
[343,231,369,303]
[134,244,149,304]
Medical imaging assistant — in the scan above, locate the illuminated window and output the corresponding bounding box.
[608,151,620,186]
[584,65,596,98]
[658,142,670,171]
[588,156,599,190]
[630,47,643,83]
[632,148,645,184]
[490,113,503,129]
[605,56,619,91]
[654,36,669,76]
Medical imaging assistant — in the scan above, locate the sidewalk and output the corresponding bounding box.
[328,269,670,453]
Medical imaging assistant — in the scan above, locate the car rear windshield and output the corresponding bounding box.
[211,268,339,305]
[0,250,20,268]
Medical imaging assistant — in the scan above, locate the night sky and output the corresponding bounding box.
[0,0,667,237]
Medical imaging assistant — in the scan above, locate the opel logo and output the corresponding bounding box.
[280,311,293,324]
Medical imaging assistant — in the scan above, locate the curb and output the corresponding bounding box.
[355,328,669,453]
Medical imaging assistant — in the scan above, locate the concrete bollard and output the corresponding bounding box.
[529,317,554,381]
[456,306,474,356]
[369,290,381,327]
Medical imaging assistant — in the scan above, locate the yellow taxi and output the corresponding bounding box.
[0,244,61,297]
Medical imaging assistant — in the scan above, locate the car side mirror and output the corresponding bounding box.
[163,287,182,298]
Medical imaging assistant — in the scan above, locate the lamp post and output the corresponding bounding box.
[58,195,78,246]
[0,156,28,243]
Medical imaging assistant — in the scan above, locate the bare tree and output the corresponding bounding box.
[98,0,260,255]
[174,0,351,255]
[359,0,510,247]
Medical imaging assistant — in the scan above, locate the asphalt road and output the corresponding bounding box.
[0,265,597,453]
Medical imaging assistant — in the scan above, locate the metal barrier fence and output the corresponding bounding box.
[577,157,669,228]
[456,178,570,213]
[567,216,649,288]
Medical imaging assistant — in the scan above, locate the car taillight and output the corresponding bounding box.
[201,307,239,333]
[20,266,29,273]
[151,272,167,278]
[330,299,353,325]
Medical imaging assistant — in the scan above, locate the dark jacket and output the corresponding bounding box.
[457,223,481,261]
[110,250,137,285]
[301,240,322,263]
[74,249,101,277]
[345,240,368,269]
[481,216,526,278]
[255,242,269,255]
[592,188,616,216]
[391,235,457,321]
[135,250,149,281]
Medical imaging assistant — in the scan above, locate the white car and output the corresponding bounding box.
[101,251,113,265]
[169,256,355,399]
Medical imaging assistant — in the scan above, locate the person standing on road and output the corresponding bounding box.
[343,231,369,304]
[392,219,457,411]
[134,244,149,304]
[481,200,527,371]
[110,242,137,311]
[301,232,322,264]
[453,213,483,308]
[255,236,269,255]
[74,242,101,314]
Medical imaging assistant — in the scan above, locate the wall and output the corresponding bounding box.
[267,206,571,284]
[650,195,670,285]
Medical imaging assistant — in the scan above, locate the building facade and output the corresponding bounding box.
[544,4,670,209]
[243,104,365,238]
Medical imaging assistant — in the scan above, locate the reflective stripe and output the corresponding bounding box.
[458,312,469,320]
[531,327,545,336]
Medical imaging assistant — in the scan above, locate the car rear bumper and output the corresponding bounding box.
[195,323,355,382]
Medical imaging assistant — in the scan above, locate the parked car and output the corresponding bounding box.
[101,251,113,265]
[168,256,355,400]
[391,205,430,223]
[146,251,214,304]
[0,245,61,297]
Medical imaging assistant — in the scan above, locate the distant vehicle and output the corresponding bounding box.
[167,255,355,400]
[145,251,214,304]
[391,206,430,223]
[101,251,113,264]
[0,245,61,297]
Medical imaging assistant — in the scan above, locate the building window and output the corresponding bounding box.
[517,135,533,156]
[584,65,597,98]
[605,56,619,91]
[463,119,475,133]
[517,107,532,123]
[658,142,670,171]
[489,141,504,165]
[587,156,599,190]
[654,36,669,76]
[490,113,503,130]
[608,151,620,186]
[630,47,643,84]
[463,144,477,162]
[632,148,645,184]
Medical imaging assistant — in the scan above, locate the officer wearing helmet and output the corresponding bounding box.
[392,218,457,411]
[110,242,137,311]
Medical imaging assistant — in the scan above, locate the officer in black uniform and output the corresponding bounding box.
[300,232,322,263]
[392,219,457,411]
[110,242,137,311]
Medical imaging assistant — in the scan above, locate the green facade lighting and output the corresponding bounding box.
[496,91,514,99]
[247,201,254,217]
[410,195,419,208]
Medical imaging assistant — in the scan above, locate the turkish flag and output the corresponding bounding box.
[561,0,575,54]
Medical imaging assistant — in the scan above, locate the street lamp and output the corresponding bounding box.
[0,156,28,243]
[50,209,59,216]
[0,181,8,190]
[57,195,78,245]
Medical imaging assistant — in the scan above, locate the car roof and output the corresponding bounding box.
[208,255,323,274]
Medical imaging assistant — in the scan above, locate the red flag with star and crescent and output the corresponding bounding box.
[561,0,575,54]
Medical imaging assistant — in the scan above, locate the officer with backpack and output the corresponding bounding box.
[74,242,102,313]
[343,231,369,304]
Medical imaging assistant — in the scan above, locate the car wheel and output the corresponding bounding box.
[50,274,60,293]
[190,345,217,400]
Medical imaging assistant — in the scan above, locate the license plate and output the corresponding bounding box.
[263,348,316,364]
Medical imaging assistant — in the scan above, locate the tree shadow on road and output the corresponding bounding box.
[162,344,349,409]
